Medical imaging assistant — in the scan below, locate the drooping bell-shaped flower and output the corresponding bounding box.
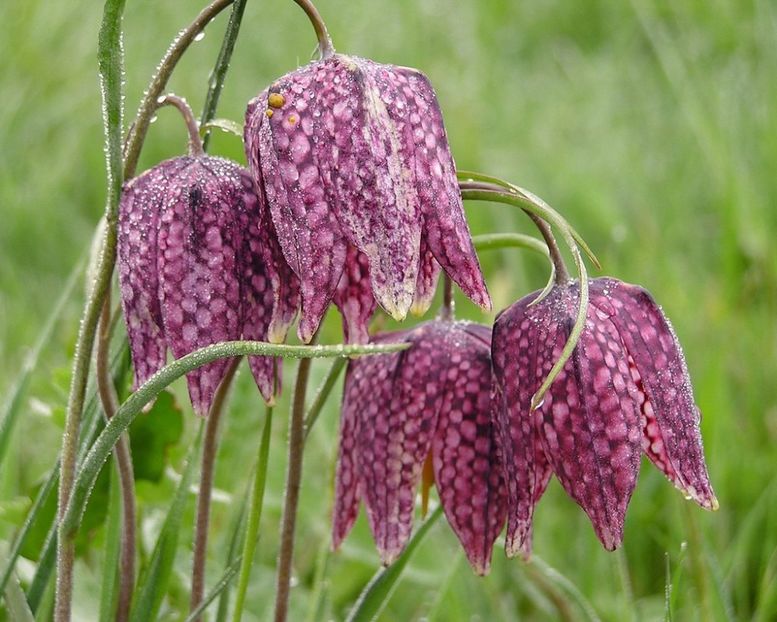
[333,320,506,574]
[118,149,299,416]
[244,55,491,343]
[491,277,717,556]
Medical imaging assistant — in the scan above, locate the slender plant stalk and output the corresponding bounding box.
[439,274,454,321]
[96,297,136,622]
[273,355,315,622]
[157,94,205,156]
[291,0,335,59]
[232,404,274,621]
[55,1,126,619]
[123,0,235,178]
[459,183,590,410]
[303,357,347,439]
[471,232,549,256]
[190,358,241,620]
[201,0,249,150]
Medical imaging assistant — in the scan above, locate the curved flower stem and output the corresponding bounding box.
[527,214,570,285]
[200,0,249,151]
[56,1,126,619]
[60,341,408,545]
[459,184,589,411]
[157,94,204,157]
[190,357,241,621]
[123,0,235,178]
[274,353,315,622]
[439,275,454,321]
[291,0,335,59]
[96,296,136,622]
[231,402,274,622]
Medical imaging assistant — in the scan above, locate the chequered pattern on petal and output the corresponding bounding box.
[246,83,347,342]
[493,278,716,553]
[238,170,298,402]
[492,298,554,558]
[245,55,490,339]
[333,245,377,344]
[119,154,295,415]
[312,57,422,320]
[156,157,244,416]
[411,237,442,316]
[118,161,188,388]
[332,332,405,550]
[398,68,491,311]
[431,323,507,574]
[589,278,716,509]
[334,321,506,572]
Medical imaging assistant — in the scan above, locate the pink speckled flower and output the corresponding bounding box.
[117,155,299,416]
[332,320,506,574]
[244,55,491,344]
[491,278,717,556]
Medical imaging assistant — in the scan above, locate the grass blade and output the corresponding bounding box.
[98,465,123,622]
[0,550,35,622]
[346,506,443,622]
[129,425,204,622]
[215,493,248,622]
[0,261,81,468]
[185,556,242,622]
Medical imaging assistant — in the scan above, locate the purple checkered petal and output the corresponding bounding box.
[590,278,717,510]
[246,55,490,335]
[431,324,507,574]
[118,162,189,389]
[245,85,347,343]
[398,69,491,311]
[156,157,244,416]
[333,245,377,344]
[492,297,555,559]
[411,238,442,316]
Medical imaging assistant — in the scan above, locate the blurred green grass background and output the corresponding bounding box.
[1,0,776,620]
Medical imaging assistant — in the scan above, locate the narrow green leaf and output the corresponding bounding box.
[303,357,347,439]
[98,465,123,622]
[185,556,242,622]
[528,556,602,622]
[232,405,273,622]
[21,343,129,611]
[129,426,204,622]
[0,261,82,469]
[472,232,549,256]
[0,550,35,622]
[215,494,248,622]
[346,506,443,622]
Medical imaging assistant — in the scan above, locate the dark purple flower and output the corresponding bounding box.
[117,155,299,416]
[491,278,717,556]
[333,320,506,574]
[244,55,491,343]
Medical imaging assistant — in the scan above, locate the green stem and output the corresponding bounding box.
[471,232,549,256]
[123,0,235,179]
[274,356,314,622]
[190,358,241,620]
[55,1,126,620]
[200,0,249,151]
[303,357,347,439]
[231,403,274,622]
[157,94,204,157]
[96,297,135,622]
[460,186,589,410]
[60,341,407,546]
[291,0,335,59]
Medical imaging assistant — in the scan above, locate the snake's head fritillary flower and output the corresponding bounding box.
[491,278,717,556]
[117,155,299,416]
[244,55,491,344]
[332,320,506,574]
